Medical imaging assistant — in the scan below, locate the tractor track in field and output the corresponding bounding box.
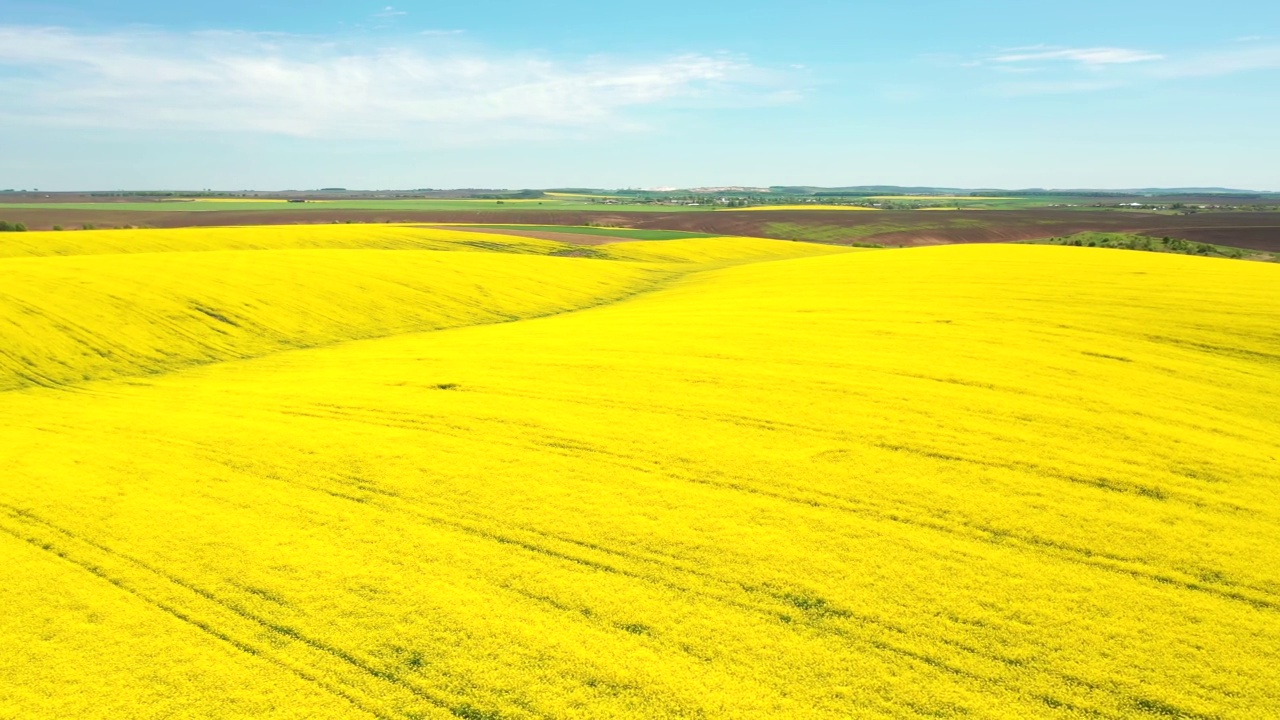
[0,504,434,720]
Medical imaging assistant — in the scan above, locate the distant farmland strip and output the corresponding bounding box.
[1,207,1278,252]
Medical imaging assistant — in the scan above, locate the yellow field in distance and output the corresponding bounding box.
[188,198,307,203]
[1,225,1277,719]
[542,191,626,199]
[0,224,836,262]
[731,204,882,211]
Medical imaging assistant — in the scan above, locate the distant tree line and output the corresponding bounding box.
[0,221,28,232]
[1044,232,1246,259]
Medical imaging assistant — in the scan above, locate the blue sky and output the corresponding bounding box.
[1,1,1277,190]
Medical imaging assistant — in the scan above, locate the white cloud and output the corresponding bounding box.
[0,26,784,141]
[987,45,1165,66]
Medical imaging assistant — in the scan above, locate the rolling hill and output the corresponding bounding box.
[1,225,1277,719]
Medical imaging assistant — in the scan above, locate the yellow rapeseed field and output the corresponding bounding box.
[1,225,1277,719]
[0,224,568,258]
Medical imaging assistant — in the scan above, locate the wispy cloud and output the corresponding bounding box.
[964,40,1280,95]
[961,45,1162,96]
[987,45,1165,67]
[0,26,788,141]
[368,6,409,30]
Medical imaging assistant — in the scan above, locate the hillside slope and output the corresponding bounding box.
[1,239,1278,719]
[0,250,671,391]
[0,227,844,390]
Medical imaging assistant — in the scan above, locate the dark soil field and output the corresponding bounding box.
[1134,223,1280,248]
[635,210,1280,252]
[2,206,1278,252]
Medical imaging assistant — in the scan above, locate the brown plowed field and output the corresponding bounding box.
[628,210,1280,252]
[2,207,1278,252]
[644,211,1280,252]
[1135,224,1280,248]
